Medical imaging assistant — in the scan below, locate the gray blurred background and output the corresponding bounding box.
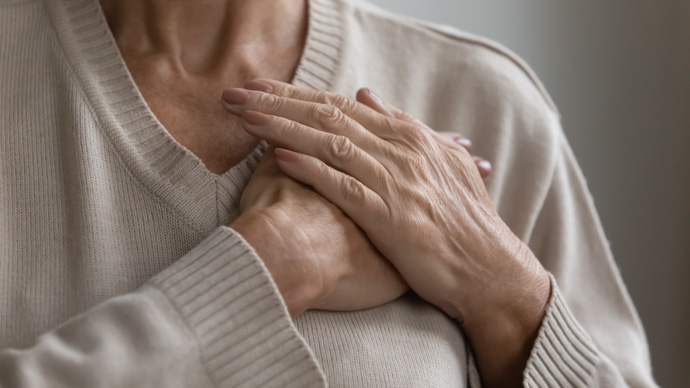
[366,0,690,386]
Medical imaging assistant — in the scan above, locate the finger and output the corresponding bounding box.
[354,88,447,146]
[222,88,386,151]
[273,148,388,232]
[240,82,483,177]
[243,81,437,149]
[350,88,489,179]
[247,81,421,140]
[354,88,423,126]
[244,79,322,101]
[351,90,487,178]
[473,156,493,179]
[353,88,395,117]
[242,80,399,136]
[436,133,491,178]
[241,110,390,192]
[354,87,431,136]
[355,88,420,124]
[438,132,473,152]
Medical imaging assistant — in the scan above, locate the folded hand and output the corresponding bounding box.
[224,80,551,386]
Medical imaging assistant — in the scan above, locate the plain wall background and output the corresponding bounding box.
[366,1,690,387]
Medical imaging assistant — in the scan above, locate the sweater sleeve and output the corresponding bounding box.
[524,275,626,387]
[0,227,326,388]
[520,130,657,387]
[466,129,657,388]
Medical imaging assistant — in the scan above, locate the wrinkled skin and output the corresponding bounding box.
[226,79,550,387]
[234,107,490,316]
[236,144,408,315]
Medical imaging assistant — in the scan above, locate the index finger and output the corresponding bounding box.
[244,79,398,132]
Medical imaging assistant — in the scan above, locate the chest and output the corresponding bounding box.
[134,72,260,175]
[294,294,468,387]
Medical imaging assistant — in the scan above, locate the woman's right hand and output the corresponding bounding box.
[230,145,408,317]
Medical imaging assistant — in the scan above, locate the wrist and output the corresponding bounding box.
[231,207,324,318]
[464,243,551,330]
[462,241,551,387]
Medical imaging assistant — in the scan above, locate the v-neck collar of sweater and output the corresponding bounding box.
[48,0,345,232]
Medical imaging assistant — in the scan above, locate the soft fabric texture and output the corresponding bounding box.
[0,0,657,386]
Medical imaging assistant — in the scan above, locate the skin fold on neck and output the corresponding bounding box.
[99,0,308,175]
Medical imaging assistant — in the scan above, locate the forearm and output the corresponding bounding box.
[466,130,657,388]
[0,228,324,388]
[0,286,206,387]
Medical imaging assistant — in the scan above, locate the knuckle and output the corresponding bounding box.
[315,104,348,128]
[281,118,299,136]
[314,159,330,179]
[397,150,426,175]
[379,115,398,132]
[327,135,355,161]
[324,93,356,113]
[404,122,432,144]
[270,83,287,96]
[276,83,300,100]
[258,93,281,111]
[407,154,426,172]
[340,175,365,201]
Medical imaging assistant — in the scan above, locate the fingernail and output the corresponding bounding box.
[242,110,270,126]
[365,88,384,104]
[222,88,250,105]
[275,148,300,163]
[477,160,492,171]
[364,88,395,117]
[456,137,472,148]
[244,80,274,93]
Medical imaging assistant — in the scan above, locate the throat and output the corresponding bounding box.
[101,0,309,174]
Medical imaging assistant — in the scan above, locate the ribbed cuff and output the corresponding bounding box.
[150,227,325,388]
[466,344,482,388]
[524,275,600,387]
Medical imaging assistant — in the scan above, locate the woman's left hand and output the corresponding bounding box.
[222,80,551,386]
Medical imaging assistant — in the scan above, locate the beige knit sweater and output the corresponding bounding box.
[0,0,657,386]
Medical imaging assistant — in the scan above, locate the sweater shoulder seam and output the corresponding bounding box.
[351,1,559,114]
[419,23,558,113]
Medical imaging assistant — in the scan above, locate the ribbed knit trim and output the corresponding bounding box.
[466,345,482,388]
[48,0,345,231]
[292,0,345,92]
[151,227,326,388]
[524,275,600,387]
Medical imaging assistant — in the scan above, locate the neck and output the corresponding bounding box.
[99,0,308,77]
